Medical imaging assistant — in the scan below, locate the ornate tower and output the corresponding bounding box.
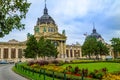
[86,23,105,43]
[34,1,67,58]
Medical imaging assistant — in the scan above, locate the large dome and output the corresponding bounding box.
[88,28,102,39]
[37,14,55,25]
[37,4,55,25]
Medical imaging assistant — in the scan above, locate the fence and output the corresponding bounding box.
[15,63,87,80]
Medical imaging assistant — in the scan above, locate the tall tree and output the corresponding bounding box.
[24,35,38,59]
[82,36,97,59]
[38,37,58,59]
[111,38,120,58]
[95,41,109,59]
[82,36,109,59]
[24,36,58,60]
[45,40,58,58]
[37,36,45,57]
[0,0,31,37]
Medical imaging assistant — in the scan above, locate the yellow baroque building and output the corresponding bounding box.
[0,3,82,62]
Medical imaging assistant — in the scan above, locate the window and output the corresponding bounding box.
[35,27,39,32]
[11,48,16,58]
[48,27,55,32]
[18,49,22,58]
[0,49,1,59]
[70,49,72,57]
[4,48,8,58]
[66,49,69,57]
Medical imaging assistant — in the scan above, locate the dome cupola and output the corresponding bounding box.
[37,1,55,25]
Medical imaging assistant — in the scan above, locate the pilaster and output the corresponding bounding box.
[8,48,11,59]
[1,48,3,59]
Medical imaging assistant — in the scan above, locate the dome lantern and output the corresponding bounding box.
[36,0,55,25]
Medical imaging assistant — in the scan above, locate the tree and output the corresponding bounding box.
[95,41,109,59]
[37,36,45,57]
[24,35,38,59]
[24,35,58,60]
[38,37,58,59]
[111,38,120,58]
[82,36,97,59]
[0,0,31,37]
[82,36,109,59]
[45,40,58,58]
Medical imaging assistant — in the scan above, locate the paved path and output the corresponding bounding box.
[0,64,28,80]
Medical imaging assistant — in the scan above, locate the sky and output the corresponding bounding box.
[0,0,120,45]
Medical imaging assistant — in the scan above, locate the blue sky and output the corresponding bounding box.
[0,0,120,45]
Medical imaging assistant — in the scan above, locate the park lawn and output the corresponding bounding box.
[61,62,120,73]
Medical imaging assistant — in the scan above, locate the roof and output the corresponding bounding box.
[37,3,55,25]
[88,28,102,39]
[8,39,19,43]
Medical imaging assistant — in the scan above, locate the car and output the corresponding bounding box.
[105,56,113,61]
[8,60,14,64]
[0,60,9,64]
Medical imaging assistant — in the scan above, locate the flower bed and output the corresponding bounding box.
[27,60,107,79]
[103,73,120,80]
[65,65,107,79]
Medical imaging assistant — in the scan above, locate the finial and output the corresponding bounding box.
[44,0,48,14]
[62,30,65,35]
[45,0,46,8]
[92,22,96,33]
[93,22,95,29]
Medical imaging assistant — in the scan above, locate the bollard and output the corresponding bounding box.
[64,72,66,80]
[81,74,84,80]
[53,71,54,80]
[39,69,41,77]
[32,69,34,75]
[43,70,45,80]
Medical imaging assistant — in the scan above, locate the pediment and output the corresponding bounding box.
[8,39,19,43]
[45,33,66,39]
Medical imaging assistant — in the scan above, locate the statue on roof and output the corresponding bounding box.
[62,30,66,35]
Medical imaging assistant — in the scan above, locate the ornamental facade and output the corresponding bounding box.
[0,2,82,62]
[33,3,66,58]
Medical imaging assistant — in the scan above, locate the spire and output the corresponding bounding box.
[44,0,48,15]
[92,22,96,33]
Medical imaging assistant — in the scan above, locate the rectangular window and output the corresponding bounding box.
[4,48,8,58]
[11,48,16,58]
[70,49,72,57]
[0,49,1,59]
[18,49,22,58]
[66,49,69,57]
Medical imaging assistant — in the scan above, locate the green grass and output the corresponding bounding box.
[61,62,120,73]
[12,66,59,80]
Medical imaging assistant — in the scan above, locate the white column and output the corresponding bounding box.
[72,48,74,58]
[61,41,63,53]
[16,48,18,59]
[1,48,3,59]
[60,41,63,58]
[63,41,66,58]
[58,41,60,57]
[8,48,11,59]
[79,49,82,58]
